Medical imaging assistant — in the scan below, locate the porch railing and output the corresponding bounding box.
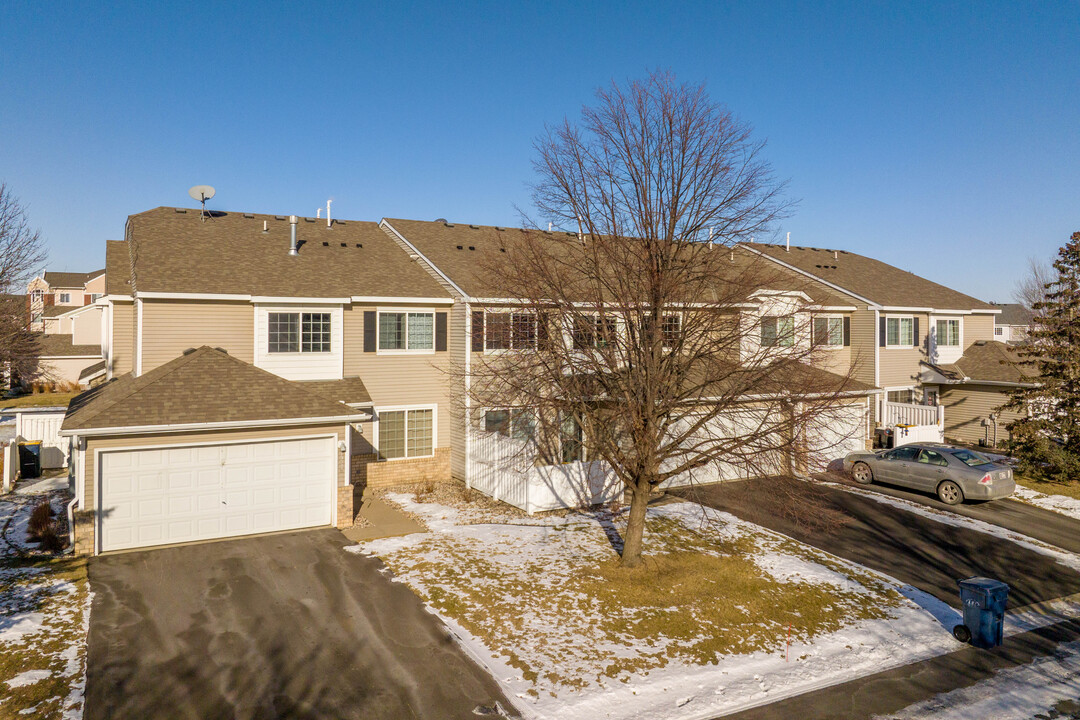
[883,401,944,428]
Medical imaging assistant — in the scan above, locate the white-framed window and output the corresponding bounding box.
[559,412,584,463]
[760,315,795,348]
[887,388,916,404]
[378,311,434,352]
[572,314,617,350]
[90,293,102,302]
[936,318,960,347]
[886,316,914,347]
[994,327,1003,336]
[58,293,71,303]
[268,312,331,353]
[813,316,844,347]
[484,408,537,441]
[377,406,435,459]
[485,311,537,351]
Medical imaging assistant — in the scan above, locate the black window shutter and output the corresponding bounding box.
[363,311,376,352]
[913,317,920,346]
[879,316,887,347]
[471,310,485,352]
[537,311,550,350]
[435,312,447,351]
[843,316,851,347]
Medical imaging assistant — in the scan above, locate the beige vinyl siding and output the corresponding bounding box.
[82,423,348,512]
[847,308,877,387]
[878,312,930,388]
[448,302,467,479]
[111,301,135,376]
[39,357,101,386]
[940,384,1024,446]
[341,304,456,450]
[964,313,996,344]
[141,300,254,373]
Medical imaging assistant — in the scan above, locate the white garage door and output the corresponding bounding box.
[807,403,868,473]
[99,436,335,552]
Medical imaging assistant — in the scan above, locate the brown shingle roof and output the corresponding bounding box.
[36,334,101,358]
[993,303,1034,326]
[78,360,106,382]
[62,346,364,431]
[745,244,995,310]
[297,377,372,405]
[930,341,1038,385]
[105,240,132,295]
[42,270,104,289]
[43,305,78,318]
[123,207,450,299]
[384,219,855,307]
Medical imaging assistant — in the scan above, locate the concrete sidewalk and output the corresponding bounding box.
[341,495,426,542]
[720,616,1080,719]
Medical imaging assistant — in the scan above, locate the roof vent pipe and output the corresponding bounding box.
[289,215,298,256]
[785,232,790,252]
[262,220,268,234]
[548,222,553,232]
[327,199,332,228]
[833,251,838,259]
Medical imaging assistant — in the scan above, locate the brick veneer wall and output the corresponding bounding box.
[358,447,451,489]
[72,509,94,555]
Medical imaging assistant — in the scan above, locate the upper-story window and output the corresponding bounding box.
[994,327,1003,336]
[813,316,844,347]
[268,312,331,353]
[58,293,71,303]
[485,311,537,351]
[760,315,795,348]
[936,319,960,347]
[90,293,102,302]
[886,317,915,347]
[379,311,434,351]
[573,315,617,350]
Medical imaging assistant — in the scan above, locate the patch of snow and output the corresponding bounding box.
[1015,484,1080,522]
[880,638,1080,720]
[6,669,52,688]
[0,612,47,643]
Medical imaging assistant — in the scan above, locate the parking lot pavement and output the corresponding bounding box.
[844,480,1080,554]
[85,529,514,720]
[675,481,1080,609]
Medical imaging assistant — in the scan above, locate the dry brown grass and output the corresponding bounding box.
[0,391,79,410]
[1017,473,1080,502]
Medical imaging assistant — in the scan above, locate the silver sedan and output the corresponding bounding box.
[842,443,1015,505]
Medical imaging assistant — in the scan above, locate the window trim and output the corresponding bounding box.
[58,292,71,304]
[812,314,845,349]
[760,314,796,348]
[376,309,437,355]
[482,407,537,442]
[885,315,916,349]
[933,316,962,348]
[374,404,437,460]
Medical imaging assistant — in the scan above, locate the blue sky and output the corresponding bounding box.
[1,1,1076,300]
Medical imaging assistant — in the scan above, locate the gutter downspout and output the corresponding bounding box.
[64,497,77,555]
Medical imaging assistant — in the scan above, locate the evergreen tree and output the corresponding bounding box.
[1005,231,1080,482]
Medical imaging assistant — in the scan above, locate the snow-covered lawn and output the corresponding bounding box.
[1015,484,1080,523]
[351,490,981,720]
[0,494,91,720]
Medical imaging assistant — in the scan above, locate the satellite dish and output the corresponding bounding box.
[188,185,216,222]
[188,185,216,202]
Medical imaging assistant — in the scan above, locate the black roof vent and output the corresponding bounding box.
[275,216,285,220]
[444,222,454,227]
[468,246,475,251]
[304,217,315,223]
[456,245,463,250]
[469,224,479,229]
[182,347,197,355]
[340,242,347,247]
[175,208,187,214]
[322,241,329,247]
[355,243,362,248]
[243,213,254,219]
[214,347,228,354]
[435,218,448,223]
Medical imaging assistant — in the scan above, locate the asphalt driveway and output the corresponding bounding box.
[675,481,1080,608]
[85,529,513,720]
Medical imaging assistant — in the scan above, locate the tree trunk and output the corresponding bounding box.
[620,479,651,567]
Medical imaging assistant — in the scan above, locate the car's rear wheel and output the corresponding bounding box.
[938,480,964,505]
[851,462,874,485]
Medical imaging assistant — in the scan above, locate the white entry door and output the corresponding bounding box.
[98,436,335,552]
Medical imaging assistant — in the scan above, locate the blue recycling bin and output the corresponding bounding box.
[954,577,1009,648]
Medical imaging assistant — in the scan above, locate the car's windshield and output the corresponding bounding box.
[950,448,992,467]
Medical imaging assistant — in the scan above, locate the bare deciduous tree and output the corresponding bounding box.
[1014,256,1055,311]
[0,183,46,386]
[465,73,865,567]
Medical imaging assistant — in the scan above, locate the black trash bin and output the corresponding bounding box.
[954,576,1009,648]
[18,441,42,480]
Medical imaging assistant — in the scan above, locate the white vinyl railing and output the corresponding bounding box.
[883,401,944,428]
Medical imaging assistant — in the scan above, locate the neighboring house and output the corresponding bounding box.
[75,207,456,554]
[743,243,1001,437]
[920,340,1038,447]
[380,219,877,505]
[991,303,1033,344]
[27,269,106,332]
[34,334,104,387]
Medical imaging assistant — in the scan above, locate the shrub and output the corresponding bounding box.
[37,523,65,553]
[27,500,54,540]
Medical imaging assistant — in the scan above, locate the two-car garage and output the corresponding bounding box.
[61,347,370,555]
[97,436,336,553]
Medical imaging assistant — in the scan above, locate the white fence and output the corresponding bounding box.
[883,401,945,445]
[14,409,68,469]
